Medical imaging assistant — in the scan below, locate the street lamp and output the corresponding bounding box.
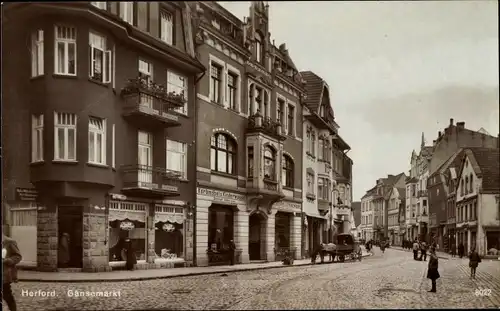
[330,180,339,243]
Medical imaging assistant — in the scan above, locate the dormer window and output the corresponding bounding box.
[469,173,473,193]
[255,32,263,63]
[465,176,469,195]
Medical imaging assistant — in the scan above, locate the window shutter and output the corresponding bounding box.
[104,50,112,83]
[89,45,94,77]
[166,14,173,45]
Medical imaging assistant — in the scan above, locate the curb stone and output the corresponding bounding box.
[19,253,373,283]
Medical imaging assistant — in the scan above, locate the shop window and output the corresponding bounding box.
[154,205,185,260]
[108,201,147,262]
[486,232,500,252]
[208,206,234,252]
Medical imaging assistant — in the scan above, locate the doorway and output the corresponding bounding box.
[249,213,266,261]
[58,206,83,268]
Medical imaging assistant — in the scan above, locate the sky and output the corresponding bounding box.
[219,1,499,201]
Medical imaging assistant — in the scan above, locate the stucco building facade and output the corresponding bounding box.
[191,1,305,265]
[3,2,204,272]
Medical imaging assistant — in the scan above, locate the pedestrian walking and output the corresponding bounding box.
[420,241,428,261]
[468,247,481,279]
[427,246,440,293]
[413,239,419,260]
[458,243,464,258]
[451,243,456,258]
[123,238,137,271]
[58,232,70,268]
[229,239,236,266]
[3,233,22,311]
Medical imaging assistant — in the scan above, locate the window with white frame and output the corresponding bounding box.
[120,2,134,25]
[277,98,285,125]
[307,172,315,194]
[160,10,173,45]
[168,71,188,115]
[31,30,44,77]
[91,2,107,10]
[89,31,111,83]
[54,25,76,75]
[166,140,187,178]
[318,177,329,200]
[287,104,294,136]
[54,112,77,161]
[210,63,222,104]
[88,117,106,165]
[139,59,153,108]
[31,114,44,162]
[227,72,237,110]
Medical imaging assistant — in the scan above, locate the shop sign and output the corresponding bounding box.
[197,188,245,204]
[273,201,301,213]
[162,223,175,232]
[15,188,38,201]
[120,221,135,230]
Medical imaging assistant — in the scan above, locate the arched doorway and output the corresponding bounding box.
[249,212,266,261]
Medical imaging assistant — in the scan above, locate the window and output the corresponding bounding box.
[112,124,115,168]
[264,146,276,180]
[227,72,237,110]
[465,176,469,195]
[54,25,76,75]
[210,133,235,174]
[168,71,188,114]
[166,140,187,178]
[307,172,315,194]
[287,104,294,136]
[461,178,464,196]
[318,138,324,161]
[469,174,473,193]
[210,64,222,104]
[54,112,77,161]
[89,31,111,83]
[248,147,254,178]
[139,59,153,108]
[311,131,316,156]
[255,32,263,63]
[88,117,106,165]
[120,2,134,25]
[31,30,44,77]
[154,205,185,260]
[91,2,106,9]
[31,114,44,162]
[473,201,477,220]
[160,11,173,45]
[282,155,293,188]
[318,177,329,200]
[208,206,234,253]
[277,98,285,125]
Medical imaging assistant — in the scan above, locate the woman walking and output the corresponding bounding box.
[469,247,481,279]
[427,247,440,293]
[3,233,22,311]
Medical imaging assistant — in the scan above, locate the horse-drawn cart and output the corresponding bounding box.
[311,233,362,264]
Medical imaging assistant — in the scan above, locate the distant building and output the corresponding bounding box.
[387,187,406,246]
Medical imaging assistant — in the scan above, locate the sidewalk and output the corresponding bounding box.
[389,246,450,260]
[18,251,372,283]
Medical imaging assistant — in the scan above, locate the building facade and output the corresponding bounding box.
[191,1,305,266]
[3,2,205,272]
[361,189,376,241]
[300,71,352,256]
[387,187,405,246]
[455,148,500,256]
[426,119,498,249]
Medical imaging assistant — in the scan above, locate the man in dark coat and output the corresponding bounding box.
[427,246,440,293]
[413,239,420,260]
[123,239,137,271]
[458,243,465,258]
[3,234,22,311]
[229,240,236,266]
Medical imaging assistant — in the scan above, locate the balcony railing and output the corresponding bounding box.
[247,113,286,140]
[121,165,182,197]
[121,77,186,108]
[417,190,428,197]
[263,179,278,191]
[122,95,181,127]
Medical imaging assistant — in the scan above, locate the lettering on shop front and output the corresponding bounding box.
[197,188,245,204]
[273,201,301,213]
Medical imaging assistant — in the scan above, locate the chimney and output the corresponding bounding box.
[457,122,465,129]
[279,43,286,53]
[433,140,436,146]
[450,118,454,126]
[438,131,441,138]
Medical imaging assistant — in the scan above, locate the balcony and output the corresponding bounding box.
[417,190,428,198]
[121,78,184,128]
[417,213,429,224]
[247,177,284,206]
[334,204,351,217]
[247,112,287,141]
[121,165,182,198]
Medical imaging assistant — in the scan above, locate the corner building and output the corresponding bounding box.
[2,2,204,272]
[192,1,304,265]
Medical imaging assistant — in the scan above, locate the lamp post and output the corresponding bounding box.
[330,181,339,243]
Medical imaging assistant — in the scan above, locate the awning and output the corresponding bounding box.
[304,212,328,220]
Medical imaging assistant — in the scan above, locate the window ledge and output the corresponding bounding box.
[52,73,78,79]
[88,77,111,88]
[264,178,278,184]
[283,186,294,191]
[52,160,78,165]
[211,170,237,180]
[178,178,189,183]
[86,162,109,169]
[30,75,45,81]
[30,161,45,166]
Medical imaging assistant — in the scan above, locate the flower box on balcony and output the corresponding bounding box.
[121,78,186,108]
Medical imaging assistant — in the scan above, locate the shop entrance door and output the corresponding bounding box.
[58,206,83,268]
[249,213,266,261]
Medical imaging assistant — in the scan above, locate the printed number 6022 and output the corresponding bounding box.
[475,289,492,297]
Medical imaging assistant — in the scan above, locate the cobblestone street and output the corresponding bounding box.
[5,248,499,310]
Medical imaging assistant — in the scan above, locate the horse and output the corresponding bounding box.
[311,243,337,264]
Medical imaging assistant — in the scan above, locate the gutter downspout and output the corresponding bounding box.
[192,70,205,267]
